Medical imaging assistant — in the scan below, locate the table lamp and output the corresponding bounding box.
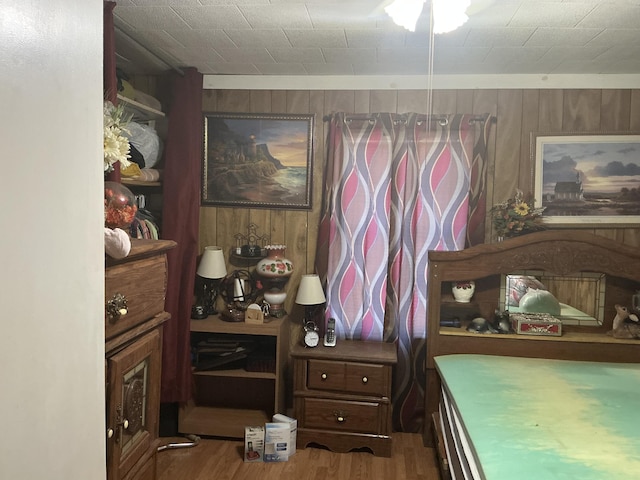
[196,246,227,315]
[295,274,326,325]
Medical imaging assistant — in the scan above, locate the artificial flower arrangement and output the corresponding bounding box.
[490,189,546,238]
[103,100,132,172]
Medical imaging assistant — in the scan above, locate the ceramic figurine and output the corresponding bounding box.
[607,304,640,339]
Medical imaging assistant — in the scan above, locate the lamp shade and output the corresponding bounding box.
[295,274,326,305]
[196,246,227,279]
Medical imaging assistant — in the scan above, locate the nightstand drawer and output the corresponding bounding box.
[307,359,388,396]
[302,397,383,434]
[105,254,168,340]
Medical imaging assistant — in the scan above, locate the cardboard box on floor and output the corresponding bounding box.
[244,426,264,462]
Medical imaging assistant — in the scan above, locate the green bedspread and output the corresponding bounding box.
[435,354,640,480]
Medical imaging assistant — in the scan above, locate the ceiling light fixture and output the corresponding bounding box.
[433,0,470,34]
[384,0,470,34]
[384,0,426,32]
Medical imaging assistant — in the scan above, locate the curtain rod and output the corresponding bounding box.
[322,113,495,125]
[114,24,185,77]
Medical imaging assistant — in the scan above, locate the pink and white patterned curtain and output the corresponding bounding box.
[316,112,491,432]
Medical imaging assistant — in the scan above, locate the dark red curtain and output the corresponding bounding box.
[161,67,203,403]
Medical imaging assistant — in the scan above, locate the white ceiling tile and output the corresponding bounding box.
[541,45,610,63]
[303,62,356,75]
[345,29,407,48]
[578,3,640,28]
[128,29,186,50]
[508,2,596,27]
[465,27,535,46]
[162,45,226,65]
[307,3,380,28]
[526,27,601,46]
[172,6,252,29]
[268,47,325,63]
[285,29,348,48]
[114,6,191,29]
[198,0,269,4]
[132,0,203,5]
[239,5,313,28]
[588,28,640,47]
[484,46,549,63]
[322,48,377,64]
[432,29,470,48]
[225,30,292,48]
[215,47,276,63]
[432,46,492,64]
[165,29,237,49]
[377,47,429,64]
[465,3,521,28]
[113,1,640,76]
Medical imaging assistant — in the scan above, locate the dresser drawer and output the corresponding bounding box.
[105,254,168,340]
[301,397,384,434]
[307,359,388,397]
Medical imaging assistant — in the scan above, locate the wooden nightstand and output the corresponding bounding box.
[291,340,397,457]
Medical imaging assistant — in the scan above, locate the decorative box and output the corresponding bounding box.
[510,312,562,336]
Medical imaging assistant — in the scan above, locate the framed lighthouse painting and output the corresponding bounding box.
[532,132,640,226]
[202,112,314,210]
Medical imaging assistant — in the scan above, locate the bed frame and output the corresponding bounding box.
[423,230,640,476]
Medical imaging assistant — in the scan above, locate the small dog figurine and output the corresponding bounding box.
[607,304,640,339]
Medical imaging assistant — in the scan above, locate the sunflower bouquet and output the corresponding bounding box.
[490,189,545,238]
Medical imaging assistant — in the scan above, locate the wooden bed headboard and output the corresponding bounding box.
[423,230,640,448]
[427,229,640,281]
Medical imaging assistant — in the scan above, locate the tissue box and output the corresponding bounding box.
[272,413,297,457]
[511,312,562,336]
[244,426,264,462]
[264,422,289,462]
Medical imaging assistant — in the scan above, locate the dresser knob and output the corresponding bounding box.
[321,373,327,380]
[106,428,114,439]
[334,411,347,423]
[107,293,128,322]
[362,376,368,384]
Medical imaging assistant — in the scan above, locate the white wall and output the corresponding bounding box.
[0,1,105,479]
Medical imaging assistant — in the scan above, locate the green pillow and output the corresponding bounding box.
[519,289,561,315]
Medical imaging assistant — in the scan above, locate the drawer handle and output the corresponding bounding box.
[362,376,368,384]
[334,411,347,423]
[106,293,128,322]
[321,373,327,380]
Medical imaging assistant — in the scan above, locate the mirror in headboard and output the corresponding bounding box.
[500,270,606,326]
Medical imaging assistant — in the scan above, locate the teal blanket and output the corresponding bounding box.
[435,354,640,480]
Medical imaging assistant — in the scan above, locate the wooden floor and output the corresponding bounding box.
[156,433,439,480]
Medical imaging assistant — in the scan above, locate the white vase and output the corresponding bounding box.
[452,280,475,303]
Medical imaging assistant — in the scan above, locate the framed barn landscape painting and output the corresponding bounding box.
[532,132,640,226]
[202,112,314,210]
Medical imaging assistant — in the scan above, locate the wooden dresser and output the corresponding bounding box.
[105,239,175,480]
[291,340,397,457]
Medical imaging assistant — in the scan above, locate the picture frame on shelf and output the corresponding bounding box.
[531,131,640,226]
[202,112,314,210]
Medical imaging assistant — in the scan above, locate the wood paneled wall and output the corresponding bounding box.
[199,88,640,319]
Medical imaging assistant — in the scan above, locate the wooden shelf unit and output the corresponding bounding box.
[423,230,640,448]
[178,315,289,439]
